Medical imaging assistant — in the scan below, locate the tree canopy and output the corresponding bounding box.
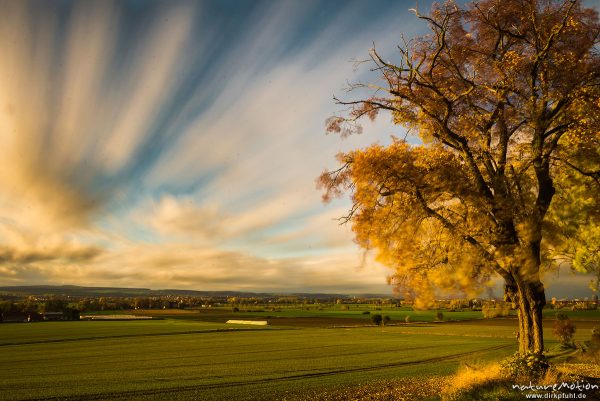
[319,0,600,354]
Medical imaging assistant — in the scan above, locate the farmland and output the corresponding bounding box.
[2,308,599,400]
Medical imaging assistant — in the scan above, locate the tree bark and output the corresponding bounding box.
[506,276,546,354]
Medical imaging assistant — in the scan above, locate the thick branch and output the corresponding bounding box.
[413,188,510,282]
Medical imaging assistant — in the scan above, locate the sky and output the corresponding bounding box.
[0,0,595,297]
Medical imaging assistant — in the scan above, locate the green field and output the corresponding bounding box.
[83,306,496,326]
[95,305,598,324]
[1,310,599,400]
[228,308,485,322]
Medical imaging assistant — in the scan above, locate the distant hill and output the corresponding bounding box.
[0,285,391,299]
[0,285,157,297]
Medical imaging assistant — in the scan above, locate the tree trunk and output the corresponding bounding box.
[505,276,546,354]
[516,280,546,354]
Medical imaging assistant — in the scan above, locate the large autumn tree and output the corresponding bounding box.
[319,0,600,354]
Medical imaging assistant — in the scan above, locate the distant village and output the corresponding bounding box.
[1,290,597,323]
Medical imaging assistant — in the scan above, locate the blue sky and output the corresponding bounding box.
[0,0,595,297]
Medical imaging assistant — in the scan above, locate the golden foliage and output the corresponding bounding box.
[320,0,600,315]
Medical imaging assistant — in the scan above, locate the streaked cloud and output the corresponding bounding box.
[144,195,222,240]
[0,244,102,266]
[0,241,389,293]
[0,0,594,297]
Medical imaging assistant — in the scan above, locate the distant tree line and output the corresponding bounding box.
[0,294,596,318]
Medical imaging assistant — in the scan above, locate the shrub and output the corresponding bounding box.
[589,326,600,352]
[63,307,80,321]
[481,304,495,318]
[231,307,239,312]
[404,315,411,323]
[500,351,549,381]
[361,311,370,315]
[371,314,383,326]
[591,326,600,344]
[482,302,511,318]
[383,315,391,326]
[553,313,576,346]
[436,312,444,321]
